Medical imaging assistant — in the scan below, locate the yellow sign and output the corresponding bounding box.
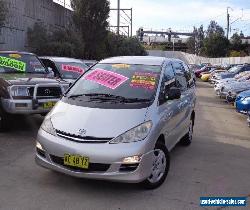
[9,54,22,59]
[112,64,130,69]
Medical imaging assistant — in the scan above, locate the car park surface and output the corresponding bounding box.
[0,81,249,210]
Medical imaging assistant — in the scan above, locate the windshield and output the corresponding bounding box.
[228,66,241,73]
[66,63,162,101]
[55,62,88,79]
[0,53,47,74]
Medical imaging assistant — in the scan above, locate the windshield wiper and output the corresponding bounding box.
[68,93,151,103]
[123,98,152,103]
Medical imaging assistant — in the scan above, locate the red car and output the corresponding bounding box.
[195,66,216,78]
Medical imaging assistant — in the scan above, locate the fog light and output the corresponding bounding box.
[36,141,44,151]
[123,155,141,164]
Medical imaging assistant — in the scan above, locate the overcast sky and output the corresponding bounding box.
[55,0,250,37]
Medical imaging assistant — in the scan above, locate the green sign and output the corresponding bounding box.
[0,56,26,72]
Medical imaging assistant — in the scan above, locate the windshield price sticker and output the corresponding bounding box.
[62,64,85,74]
[0,56,26,72]
[130,72,157,90]
[84,68,129,89]
[112,64,130,69]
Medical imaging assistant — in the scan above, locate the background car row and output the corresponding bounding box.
[189,63,250,127]
[0,51,96,131]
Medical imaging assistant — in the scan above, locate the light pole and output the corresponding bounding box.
[117,0,120,35]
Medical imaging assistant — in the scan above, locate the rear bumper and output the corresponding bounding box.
[1,98,59,114]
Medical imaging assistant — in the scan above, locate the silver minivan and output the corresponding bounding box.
[36,56,196,189]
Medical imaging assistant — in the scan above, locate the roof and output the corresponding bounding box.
[0,51,35,55]
[39,56,84,63]
[99,56,176,66]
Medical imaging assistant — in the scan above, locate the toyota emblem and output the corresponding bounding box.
[44,89,50,95]
[78,129,86,136]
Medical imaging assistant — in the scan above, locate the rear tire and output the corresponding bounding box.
[141,143,170,189]
[180,119,194,146]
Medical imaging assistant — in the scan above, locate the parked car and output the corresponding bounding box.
[35,56,196,189]
[211,64,250,84]
[0,51,69,131]
[40,57,89,83]
[194,66,216,78]
[235,90,250,127]
[222,80,250,102]
[214,72,250,94]
[235,89,250,114]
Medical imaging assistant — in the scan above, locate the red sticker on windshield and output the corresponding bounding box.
[62,64,84,74]
[84,68,129,89]
[130,72,157,90]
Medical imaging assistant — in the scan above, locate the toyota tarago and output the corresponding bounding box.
[36,56,196,189]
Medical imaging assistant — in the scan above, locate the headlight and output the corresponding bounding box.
[41,117,57,136]
[243,97,250,103]
[109,121,153,144]
[10,86,29,97]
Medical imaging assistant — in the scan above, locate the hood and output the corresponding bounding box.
[49,101,148,138]
[238,89,250,98]
[0,73,65,85]
[226,81,250,90]
[220,72,234,79]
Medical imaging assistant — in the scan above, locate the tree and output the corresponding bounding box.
[202,21,229,57]
[0,0,7,27]
[105,33,147,57]
[71,0,110,59]
[186,37,195,54]
[206,20,224,37]
[203,34,229,57]
[230,33,242,51]
[27,22,84,58]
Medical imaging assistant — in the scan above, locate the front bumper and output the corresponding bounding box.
[35,129,154,183]
[1,83,66,114]
[1,98,59,114]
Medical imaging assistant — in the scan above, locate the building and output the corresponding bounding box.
[0,0,71,51]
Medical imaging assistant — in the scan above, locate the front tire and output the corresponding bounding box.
[142,143,170,189]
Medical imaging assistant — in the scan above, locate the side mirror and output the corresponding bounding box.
[166,87,181,100]
[47,67,54,77]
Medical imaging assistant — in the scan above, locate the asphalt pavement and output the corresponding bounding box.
[0,81,250,210]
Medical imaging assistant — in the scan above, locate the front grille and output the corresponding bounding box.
[28,86,62,99]
[50,155,110,172]
[37,87,62,99]
[56,130,113,143]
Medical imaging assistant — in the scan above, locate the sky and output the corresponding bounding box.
[54,0,250,37]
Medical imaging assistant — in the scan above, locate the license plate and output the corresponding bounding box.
[43,101,56,109]
[64,154,89,169]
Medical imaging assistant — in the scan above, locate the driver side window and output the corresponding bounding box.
[159,63,176,105]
